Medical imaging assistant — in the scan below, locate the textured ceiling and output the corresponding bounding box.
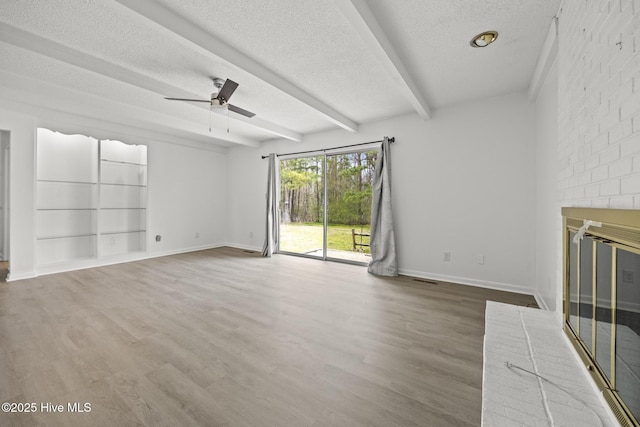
[154,0,415,123]
[0,0,560,148]
[367,0,561,108]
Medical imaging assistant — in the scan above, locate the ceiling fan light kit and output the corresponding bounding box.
[210,103,228,113]
[470,31,498,48]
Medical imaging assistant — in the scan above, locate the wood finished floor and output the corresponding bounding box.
[0,247,536,427]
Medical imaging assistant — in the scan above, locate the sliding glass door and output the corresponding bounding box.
[278,149,377,264]
[278,156,324,257]
[326,151,376,263]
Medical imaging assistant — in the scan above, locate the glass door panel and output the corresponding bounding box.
[569,231,579,331]
[579,237,594,351]
[325,151,376,264]
[595,242,613,380]
[278,156,324,257]
[615,248,640,421]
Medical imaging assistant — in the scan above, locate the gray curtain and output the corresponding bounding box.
[261,154,280,257]
[368,137,398,276]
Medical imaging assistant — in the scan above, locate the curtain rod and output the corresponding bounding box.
[260,136,394,159]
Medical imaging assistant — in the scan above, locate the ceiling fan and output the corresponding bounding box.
[165,78,256,118]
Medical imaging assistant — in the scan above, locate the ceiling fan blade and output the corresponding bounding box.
[164,97,210,103]
[217,79,239,103]
[228,104,256,118]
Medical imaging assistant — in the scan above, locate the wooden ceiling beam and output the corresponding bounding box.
[334,0,431,120]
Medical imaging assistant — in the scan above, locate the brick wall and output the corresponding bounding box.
[558,0,640,208]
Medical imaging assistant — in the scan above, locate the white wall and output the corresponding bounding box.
[0,106,228,280]
[227,93,538,295]
[227,145,267,251]
[148,141,227,254]
[535,58,560,311]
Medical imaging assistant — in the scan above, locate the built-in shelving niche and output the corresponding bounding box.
[36,128,147,266]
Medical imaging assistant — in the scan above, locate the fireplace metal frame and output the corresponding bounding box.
[562,207,640,427]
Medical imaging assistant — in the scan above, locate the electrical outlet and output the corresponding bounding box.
[195,232,200,239]
[249,231,254,238]
[155,235,161,242]
[623,269,634,283]
[476,255,485,265]
[443,251,451,262]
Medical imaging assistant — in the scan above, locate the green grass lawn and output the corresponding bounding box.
[279,222,371,254]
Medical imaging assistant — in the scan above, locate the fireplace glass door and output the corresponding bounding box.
[578,236,594,352]
[564,208,640,426]
[594,241,612,381]
[615,247,640,421]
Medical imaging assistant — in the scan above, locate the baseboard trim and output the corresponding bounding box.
[147,243,227,259]
[6,271,37,282]
[29,243,226,279]
[398,268,535,299]
[225,243,263,253]
[533,290,550,310]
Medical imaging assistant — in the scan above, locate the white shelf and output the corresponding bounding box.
[100,159,147,167]
[37,234,97,240]
[37,179,97,184]
[36,130,148,266]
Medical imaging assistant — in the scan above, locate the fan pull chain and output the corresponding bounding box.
[209,108,212,132]
[227,108,230,133]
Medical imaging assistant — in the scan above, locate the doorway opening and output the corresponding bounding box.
[278,149,377,264]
